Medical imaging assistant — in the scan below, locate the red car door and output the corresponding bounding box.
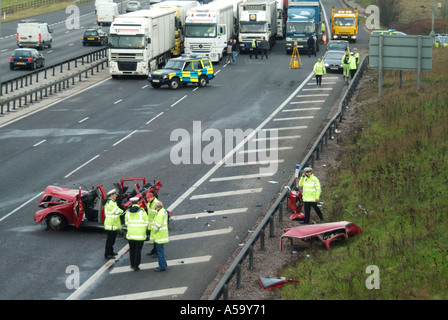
[73,187,85,228]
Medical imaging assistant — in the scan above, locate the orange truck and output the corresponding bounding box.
[330,8,358,43]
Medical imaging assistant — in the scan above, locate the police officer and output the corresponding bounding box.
[341,49,352,82]
[145,192,160,256]
[125,197,149,271]
[104,189,124,259]
[353,48,360,69]
[307,34,316,57]
[151,201,169,272]
[313,58,326,86]
[250,38,258,59]
[298,167,324,224]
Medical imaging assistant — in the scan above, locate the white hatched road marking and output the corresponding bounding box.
[95,287,188,300]
[110,255,212,274]
[190,188,263,200]
[170,208,248,221]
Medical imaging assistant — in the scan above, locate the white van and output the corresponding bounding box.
[94,0,113,12]
[16,20,53,50]
[96,2,120,26]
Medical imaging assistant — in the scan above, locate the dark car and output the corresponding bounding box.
[148,55,215,89]
[126,1,142,12]
[9,48,45,70]
[326,40,350,52]
[322,50,345,73]
[82,27,108,46]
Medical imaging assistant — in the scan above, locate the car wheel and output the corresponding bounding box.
[198,75,208,88]
[151,82,162,88]
[46,213,67,231]
[169,78,180,90]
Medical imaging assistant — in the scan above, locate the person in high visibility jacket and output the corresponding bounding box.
[298,167,324,224]
[313,58,326,86]
[353,48,360,68]
[104,189,124,259]
[145,192,160,257]
[341,49,354,82]
[150,201,169,272]
[125,197,149,271]
[250,38,258,59]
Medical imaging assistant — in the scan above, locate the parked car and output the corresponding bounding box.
[370,29,407,36]
[126,1,142,12]
[82,27,108,46]
[10,48,45,70]
[147,55,215,89]
[322,50,345,73]
[326,40,350,52]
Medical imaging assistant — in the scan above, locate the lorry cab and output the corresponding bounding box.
[16,20,53,50]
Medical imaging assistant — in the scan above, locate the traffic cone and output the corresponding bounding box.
[322,32,327,44]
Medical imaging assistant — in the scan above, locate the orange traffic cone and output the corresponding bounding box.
[322,32,327,44]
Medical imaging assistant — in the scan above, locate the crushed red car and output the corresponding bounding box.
[34,178,164,231]
[280,221,362,251]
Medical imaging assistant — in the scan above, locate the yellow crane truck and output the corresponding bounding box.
[331,8,358,43]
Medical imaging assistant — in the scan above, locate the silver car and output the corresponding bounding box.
[126,1,142,12]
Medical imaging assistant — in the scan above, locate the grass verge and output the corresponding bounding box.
[277,49,448,300]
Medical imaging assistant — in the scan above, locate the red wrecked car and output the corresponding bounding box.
[35,178,163,231]
[280,221,362,251]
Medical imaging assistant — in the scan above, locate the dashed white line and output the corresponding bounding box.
[145,112,164,125]
[113,130,138,146]
[274,116,314,121]
[114,99,122,104]
[95,287,188,300]
[64,155,100,178]
[79,117,89,123]
[33,139,46,147]
[170,95,187,107]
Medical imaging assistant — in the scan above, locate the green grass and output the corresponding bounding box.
[1,0,92,22]
[277,49,448,300]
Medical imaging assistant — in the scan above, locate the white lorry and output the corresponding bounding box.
[16,20,53,50]
[238,0,278,53]
[96,2,119,26]
[184,0,242,63]
[108,10,175,77]
[150,1,199,56]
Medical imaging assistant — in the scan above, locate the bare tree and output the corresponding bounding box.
[375,0,402,28]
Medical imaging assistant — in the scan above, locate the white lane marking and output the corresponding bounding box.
[290,100,325,104]
[225,159,284,167]
[95,287,188,300]
[251,135,301,141]
[282,108,321,112]
[112,130,138,147]
[262,126,307,131]
[238,146,293,153]
[170,208,248,221]
[190,188,263,200]
[145,112,164,125]
[170,95,187,107]
[33,139,46,147]
[64,155,100,178]
[79,117,89,123]
[210,173,274,182]
[110,255,212,274]
[114,99,122,104]
[0,192,43,224]
[274,116,314,121]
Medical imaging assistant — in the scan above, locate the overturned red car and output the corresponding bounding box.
[34,178,163,231]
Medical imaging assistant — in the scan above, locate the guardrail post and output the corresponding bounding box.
[279,199,283,222]
[236,263,242,289]
[248,245,254,270]
[260,228,265,250]
[269,215,274,237]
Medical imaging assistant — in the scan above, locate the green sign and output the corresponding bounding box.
[369,34,433,71]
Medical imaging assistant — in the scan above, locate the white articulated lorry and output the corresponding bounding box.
[108,10,175,77]
[238,0,278,53]
[184,0,242,63]
[150,0,199,56]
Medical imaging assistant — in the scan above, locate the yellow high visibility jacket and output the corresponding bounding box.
[299,174,322,202]
[150,207,169,244]
[104,198,123,231]
[313,61,326,75]
[146,197,160,228]
[125,205,149,241]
